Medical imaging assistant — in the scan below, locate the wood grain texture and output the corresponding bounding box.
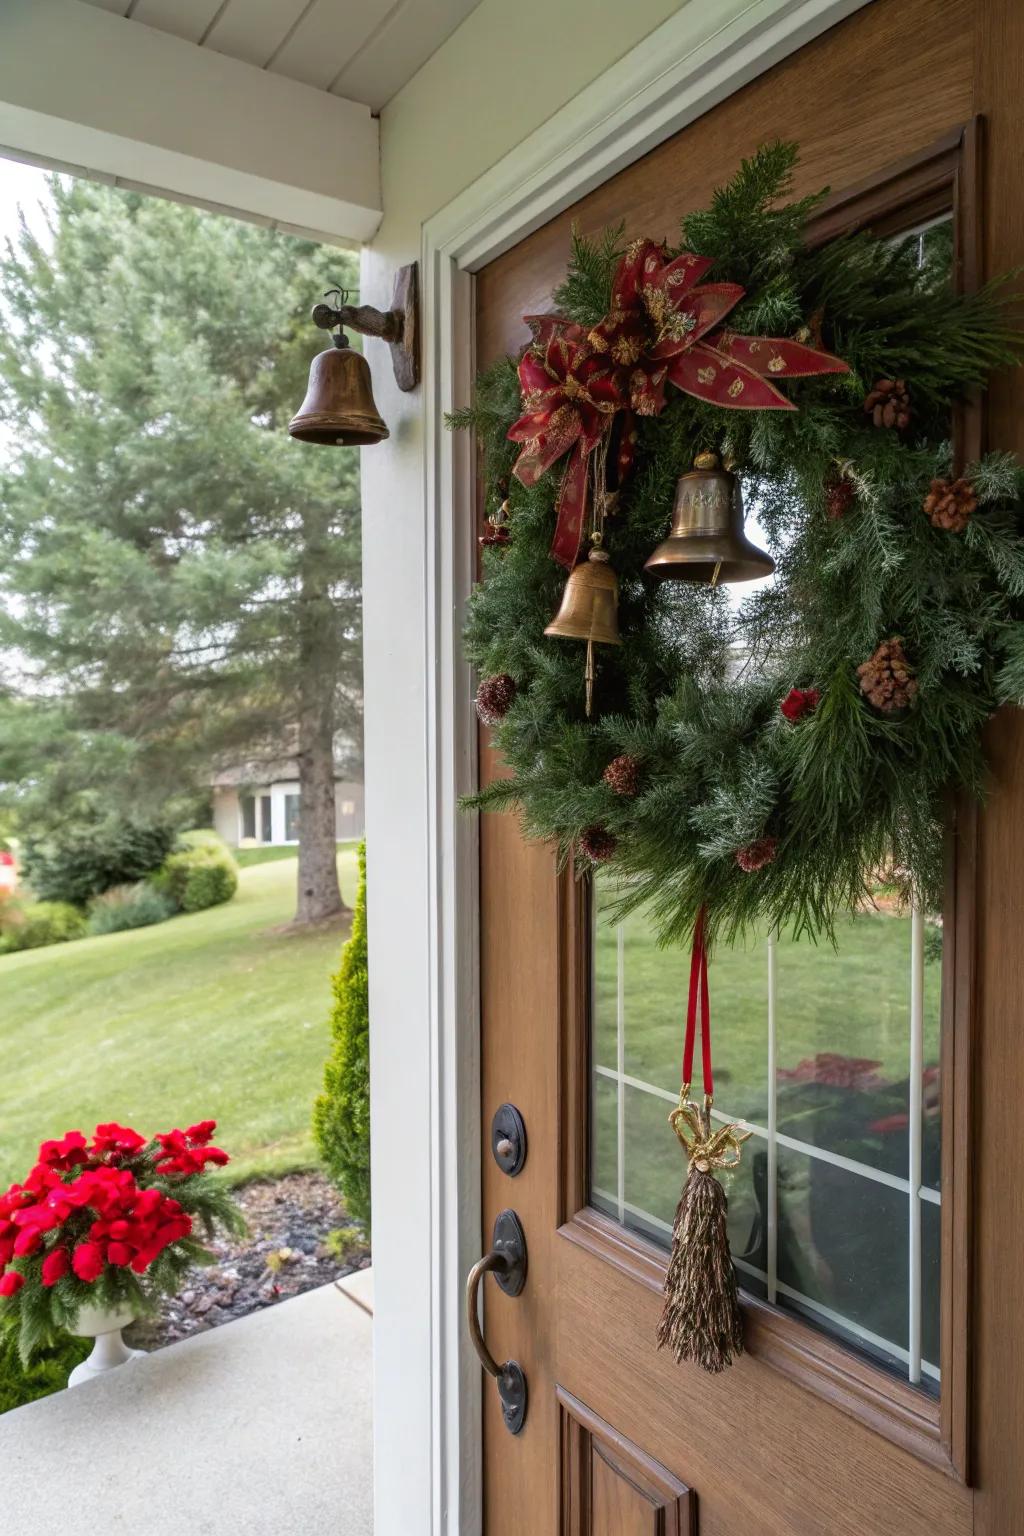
[558,1387,694,1536]
[477,1,1024,1530]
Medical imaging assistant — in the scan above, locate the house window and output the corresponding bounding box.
[340,800,355,816]
[284,793,299,842]
[260,794,273,844]
[240,794,256,841]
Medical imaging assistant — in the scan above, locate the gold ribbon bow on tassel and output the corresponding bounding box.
[669,1093,751,1176]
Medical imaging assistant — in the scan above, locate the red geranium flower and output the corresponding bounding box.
[71,1241,105,1284]
[91,1123,146,1159]
[37,1131,90,1170]
[41,1248,71,1287]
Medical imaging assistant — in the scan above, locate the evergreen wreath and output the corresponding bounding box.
[451,143,1023,946]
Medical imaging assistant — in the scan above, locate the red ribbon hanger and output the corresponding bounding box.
[682,905,713,1103]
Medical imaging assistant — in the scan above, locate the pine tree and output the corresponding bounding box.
[0,178,362,923]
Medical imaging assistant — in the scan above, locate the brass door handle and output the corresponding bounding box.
[466,1209,528,1435]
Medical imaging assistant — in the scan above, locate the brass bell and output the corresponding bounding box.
[545,541,621,716]
[289,336,389,447]
[644,452,774,584]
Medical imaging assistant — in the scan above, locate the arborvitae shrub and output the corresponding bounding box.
[313,842,370,1231]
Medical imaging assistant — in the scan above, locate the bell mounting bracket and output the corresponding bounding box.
[311,263,419,392]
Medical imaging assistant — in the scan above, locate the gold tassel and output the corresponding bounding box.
[656,1096,750,1374]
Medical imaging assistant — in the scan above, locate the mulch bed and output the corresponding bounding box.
[125,1171,370,1351]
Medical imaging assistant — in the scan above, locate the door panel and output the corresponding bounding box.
[477,1,1024,1530]
[559,1389,694,1536]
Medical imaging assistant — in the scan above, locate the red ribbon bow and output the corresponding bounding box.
[589,238,849,415]
[507,323,627,568]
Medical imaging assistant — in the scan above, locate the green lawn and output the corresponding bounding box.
[233,841,356,869]
[0,850,359,1190]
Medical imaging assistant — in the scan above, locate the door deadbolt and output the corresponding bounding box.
[491,1102,527,1177]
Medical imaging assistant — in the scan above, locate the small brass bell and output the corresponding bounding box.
[644,452,774,584]
[545,540,621,716]
[289,335,389,447]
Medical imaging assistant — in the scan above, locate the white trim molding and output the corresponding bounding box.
[404,3,874,1533]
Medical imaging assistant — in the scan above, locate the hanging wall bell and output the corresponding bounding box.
[289,264,419,447]
[644,451,774,585]
[545,540,622,716]
[289,333,390,446]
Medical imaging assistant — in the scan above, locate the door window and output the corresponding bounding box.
[590,892,941,1391]
[284,793,300,842]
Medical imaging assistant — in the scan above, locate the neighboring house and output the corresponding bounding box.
[211,758,364,847]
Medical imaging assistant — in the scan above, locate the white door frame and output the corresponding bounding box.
[380,2,872,1532]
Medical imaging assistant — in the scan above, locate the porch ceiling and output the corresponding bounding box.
[77,0,485,112]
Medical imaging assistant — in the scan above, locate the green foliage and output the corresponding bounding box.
[0,177,363,922]
[324,1225,365,1262]
[455,143,1024,946]
[87,882,176,935]
[21,812,177,907]
[0,1328,89,1413]
[151,829,239,913]
[0,900,87,954]
[313,842,370,1229]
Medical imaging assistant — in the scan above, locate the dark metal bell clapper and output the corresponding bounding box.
[644,451,774,585]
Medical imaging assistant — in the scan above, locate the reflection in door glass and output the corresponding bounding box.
[590,885,942,1393]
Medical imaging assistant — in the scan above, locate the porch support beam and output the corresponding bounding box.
[0,0,381,245]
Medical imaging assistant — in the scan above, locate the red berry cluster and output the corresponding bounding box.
[0,1120,228,1300]
[779,686,819,723]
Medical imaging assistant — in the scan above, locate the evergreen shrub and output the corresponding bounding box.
[151,832,239,913]
[313,842,370,1230]
[0,901,87,954]
[21,815,177,908]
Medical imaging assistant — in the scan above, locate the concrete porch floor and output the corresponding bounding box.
[0,1271,374,1534]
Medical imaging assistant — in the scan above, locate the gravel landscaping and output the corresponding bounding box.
[125,1171,369,1350]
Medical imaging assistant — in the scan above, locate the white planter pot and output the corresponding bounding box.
[68,1302,145,1388]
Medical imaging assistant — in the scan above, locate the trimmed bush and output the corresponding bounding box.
[87,882,176,935]
[151,831,239,914]
[21,814,177,907]
[0,1330,89,1414]
[313,841,370,1230]
[0,901,87,955]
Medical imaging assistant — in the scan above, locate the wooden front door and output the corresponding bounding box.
[473,2,1024,1531]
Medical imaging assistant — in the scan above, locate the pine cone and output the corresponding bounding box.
[922,476,977,533]
[857,638,918,713]
[825,472,855,520]
[602,754,641,797]
[864,378,911,430]
[735,835,778,873]
[579,825,617,862]
[475,673,517,725]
